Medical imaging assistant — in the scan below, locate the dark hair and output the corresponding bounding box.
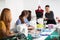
[19,10,29,23]
[45,5,50,7]
[27,10,31,21]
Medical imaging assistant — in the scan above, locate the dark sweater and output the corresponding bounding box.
[45,11,54,20]
[45,11,56,24]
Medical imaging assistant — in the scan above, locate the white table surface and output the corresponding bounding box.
[33,29,56,40]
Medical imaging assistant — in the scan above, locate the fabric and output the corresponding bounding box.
[16,18,30,26]
[45,11,56,24]
[46,19,56,24]
[45,11,54,20]
[0,21,6,39]
[45,31,59,40]
[35,9,44,18]
[35,9,44,13]
[14,18,30,33]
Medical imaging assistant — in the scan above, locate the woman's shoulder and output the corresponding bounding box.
[0,21,4,24]
[0,21,6,28]
[0,21,5,25]
[50,11,53,13]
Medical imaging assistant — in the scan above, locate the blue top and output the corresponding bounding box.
[16,18,30,26]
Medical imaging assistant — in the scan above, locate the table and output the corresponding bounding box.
[29,19,59,40]
[33,29,55,40]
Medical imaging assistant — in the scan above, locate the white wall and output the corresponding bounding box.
[0,0,6,13]
[23,0,39,16]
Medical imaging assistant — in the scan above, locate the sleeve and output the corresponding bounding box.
[49,11,54,19]
[45,11,54,20]
[0,21,7,35]
[16,19,21,25]
[25,19,30,26]
[51,11,54,18]
[45,13,47,18]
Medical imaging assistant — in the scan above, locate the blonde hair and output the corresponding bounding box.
[0,15,1,19]
[1,8,12,34]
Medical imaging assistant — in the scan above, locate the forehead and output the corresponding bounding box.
[3,9,10,13]
[45,7,49,8]
[45,7,50,9]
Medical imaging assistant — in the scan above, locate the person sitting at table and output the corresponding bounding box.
[45,5,56,24]
[16,10,34,30]
[0,8,14,39]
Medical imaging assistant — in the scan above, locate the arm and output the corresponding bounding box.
[45,11,54,20]
[0,21,7,36]
[45,13,48,20]
[0,21,15,37]
[51,11,54,19]
[48,11,54,20]
[16,19,21,25]
[25,19,30,26]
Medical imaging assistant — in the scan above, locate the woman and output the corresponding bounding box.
[16,10,29,25]
[0,8,14,39]
[16,10,34,30]
[45,5,56,24]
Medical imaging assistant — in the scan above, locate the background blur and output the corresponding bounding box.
[0,0,60,29]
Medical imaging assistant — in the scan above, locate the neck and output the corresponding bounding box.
[46,11,50,13]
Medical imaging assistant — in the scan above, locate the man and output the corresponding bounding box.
[45,5,56,24]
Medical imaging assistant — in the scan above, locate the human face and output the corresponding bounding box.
[45,7,50,12]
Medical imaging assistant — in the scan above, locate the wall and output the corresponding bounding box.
[0,0,6,13]
[23,0,39,16]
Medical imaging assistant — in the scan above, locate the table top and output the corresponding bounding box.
[33,29,56,40]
